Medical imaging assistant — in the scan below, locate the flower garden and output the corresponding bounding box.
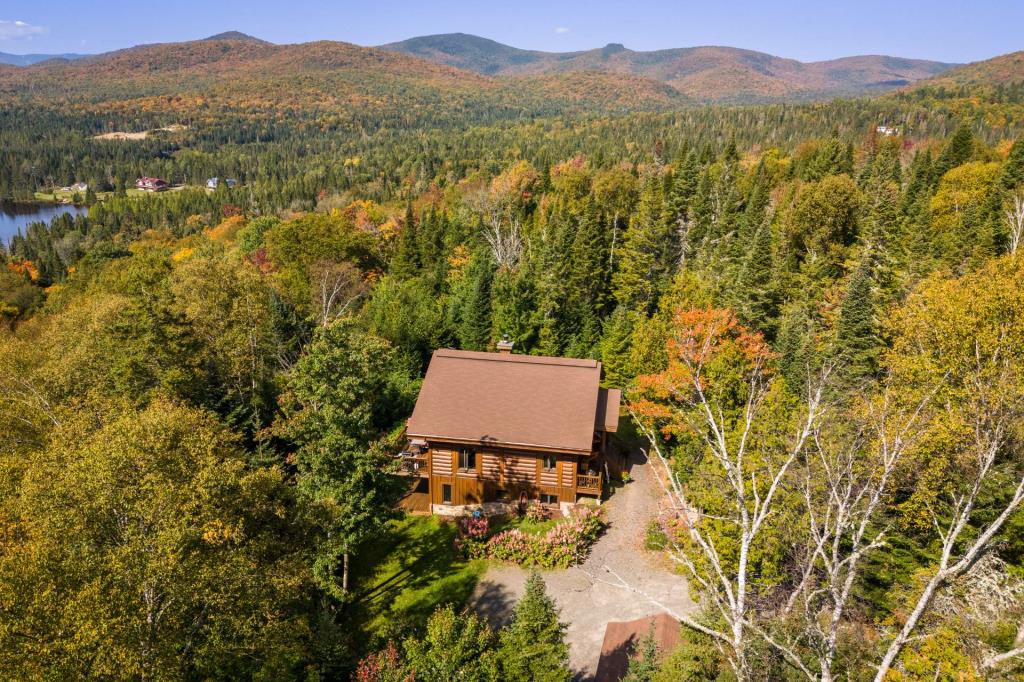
[454,506,605,569]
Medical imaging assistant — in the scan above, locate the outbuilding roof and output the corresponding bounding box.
[406,349,620,453]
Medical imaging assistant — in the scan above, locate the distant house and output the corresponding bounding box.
[400,341,621,514]
[206,177,237,190]
[136,176,169,192]
[70,182,88,192]
[876,125,900,136]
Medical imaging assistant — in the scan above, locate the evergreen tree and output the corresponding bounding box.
[390,203,420,279]
[901,149,933,214]
[491,267,540,352]
[668,150,700,222]
[612,173,670,312]
[567,199,611,323]
[933,123,974,181]
[498,572,571,682]
[600,306,636,388]
[457,253,494,351]
[805,136,852,180]
[776,303,817,393]
[623,627,661,682]
[834,256,878,381]
[1000,137,1024,191]
[667,150,700,268]
[733,219,777,336]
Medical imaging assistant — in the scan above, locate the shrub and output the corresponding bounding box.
[355,641,407,682]
[644,519,668,551]
[486,507,604,569]
[525,501,549,523]
[454,514,490,559]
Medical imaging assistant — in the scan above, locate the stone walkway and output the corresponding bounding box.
[468,451,697,680]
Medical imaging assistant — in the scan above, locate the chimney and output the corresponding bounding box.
[496,334,514,355]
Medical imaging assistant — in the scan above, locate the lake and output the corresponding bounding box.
[0,202,90,247]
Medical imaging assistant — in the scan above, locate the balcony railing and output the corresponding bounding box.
[398,453,429,477]
[577,472,602,494]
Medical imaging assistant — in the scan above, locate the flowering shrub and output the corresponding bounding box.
[486,507,604,569]
[354,641,406,682]
[454,514,490,559]
[525,501,548,523]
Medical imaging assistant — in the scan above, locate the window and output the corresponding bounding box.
[540,493,558,506]
[442,484,452,504]
[542,454,557,471]
[496,489,509,501]
[458,448,477,472]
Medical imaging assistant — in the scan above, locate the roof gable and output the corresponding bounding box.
[406,349,606,452]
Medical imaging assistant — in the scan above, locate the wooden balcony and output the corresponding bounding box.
[577,472,602,495]
[398,453,429,477]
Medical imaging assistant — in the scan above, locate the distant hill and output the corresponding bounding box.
[380,33,957,103]
[907,50,1024,90]
[201,31,270,44]
[0,51,88,66]
[0,32,264,67]
[0,36,689,128]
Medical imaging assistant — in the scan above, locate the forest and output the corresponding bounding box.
[2,34,1024,682]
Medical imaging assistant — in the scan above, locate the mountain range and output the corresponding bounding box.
[0,31,1016,113]
[0,51,89,66]
[380,33,957,102]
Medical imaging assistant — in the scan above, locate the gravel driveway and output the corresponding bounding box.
[468,450,697,680]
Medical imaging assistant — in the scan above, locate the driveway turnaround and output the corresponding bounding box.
[468,451,697,680]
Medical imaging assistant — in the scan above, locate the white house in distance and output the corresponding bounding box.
[876,125,900,136]
[206,177,238,190]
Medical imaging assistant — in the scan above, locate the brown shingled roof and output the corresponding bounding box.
[596,613,681,682]
[406,349,612,453]
[597,388,622,433]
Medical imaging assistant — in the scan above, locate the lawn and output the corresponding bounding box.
[348,515,486,650]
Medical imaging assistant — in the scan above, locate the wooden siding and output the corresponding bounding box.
[425,441,594,507]
[481,452,501,480]
[505,454,536,483]
[432,450,452,477]
[561,457,575,488]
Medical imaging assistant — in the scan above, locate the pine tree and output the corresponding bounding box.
[390,203,420,280]
[567,199,611,321]
[612,173,670,312]
[491,267,539,352]
[776,303,817,394]
[498,572,571,682]
[1000,137,1024,191]
[623,627,661,682]
[457,253,494,351]
[734,219,777,336]
[668,150,699,222]
[834,257,878,381]
[933,123,974,181]
[667,151,700,268]
[600,306,635,388]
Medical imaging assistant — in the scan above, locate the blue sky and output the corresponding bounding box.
[1,0,1020,63]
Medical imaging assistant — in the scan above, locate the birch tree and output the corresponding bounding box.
[870,255,1024,680]
[1006,191,1024,255]
[628,308,829,680]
